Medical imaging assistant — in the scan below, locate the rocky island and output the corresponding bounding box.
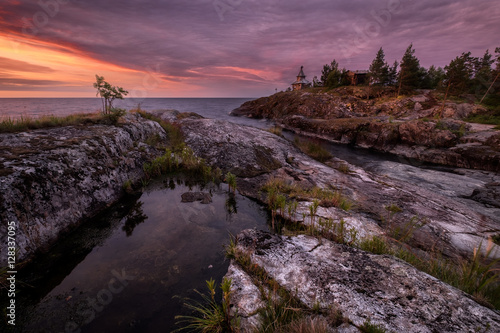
[0,99,499,332]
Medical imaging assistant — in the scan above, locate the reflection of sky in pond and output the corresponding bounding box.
[15,180,270,333]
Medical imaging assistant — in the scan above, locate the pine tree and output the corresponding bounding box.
[444,52,477,95]
[422,65,445,89]
[387,60,399,86]
[321,60,344,88]
[495,47,500,74]
[472,49,494,96]
[321,60,340,87]
[478,47,500,104]
[398,44,424,93]
[369,47,390,85]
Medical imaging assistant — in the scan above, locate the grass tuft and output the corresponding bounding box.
[174,278,236,332]
[359,319,386,333]
[267,126,284,137]
[293,138,332,162]
[0,112,107,133]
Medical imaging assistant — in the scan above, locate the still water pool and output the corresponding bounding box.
[14,177,270,333]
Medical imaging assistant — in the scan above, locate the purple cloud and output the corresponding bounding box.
[0,0,498,96]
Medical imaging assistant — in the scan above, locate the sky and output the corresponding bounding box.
[0,0,498,98]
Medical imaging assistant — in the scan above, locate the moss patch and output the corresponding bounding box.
[254,145,282,172]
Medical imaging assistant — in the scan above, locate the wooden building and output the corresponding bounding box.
[291,66,311,90]
[347,70,369,85]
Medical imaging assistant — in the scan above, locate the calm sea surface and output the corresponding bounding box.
[0,97,272,128]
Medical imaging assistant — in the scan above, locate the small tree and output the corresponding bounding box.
[369,47,390,85]
[93,75,129,114]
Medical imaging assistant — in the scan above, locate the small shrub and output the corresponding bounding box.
[337,163,352,174]
[492,234,500,246]
[359,319,386,333]
[390,216,427,243]
[103,107,126,124]
[258,292,302,333]
[358,236,391,255]
[267,126,283,137]
[122,179,133,194]
[225,172,237,193]
[225,234,237,259]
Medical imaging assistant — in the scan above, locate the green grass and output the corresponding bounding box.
[136,110,225,184]
[359,320,386,333]
[465,95,500,126]
[174,278,235,332]
[293,138,332,162]
[0,112,108,133]
[465,114,500,126]
[142,146,218,184]
[135,110,185,149]
[358,234,500,309]
[261,177,352,212]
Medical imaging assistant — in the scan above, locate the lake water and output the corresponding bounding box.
[12,178,270,333]
[0,97,273,129]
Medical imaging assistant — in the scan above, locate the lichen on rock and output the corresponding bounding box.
[0,113,167,265]
[227,229,500,332]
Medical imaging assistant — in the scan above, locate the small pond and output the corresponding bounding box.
[12,177,270,333]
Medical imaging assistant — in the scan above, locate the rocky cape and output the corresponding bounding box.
[231,90,500,172]
[0,113,166,266]
[1,110,499,331]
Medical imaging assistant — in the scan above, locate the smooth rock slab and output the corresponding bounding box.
[233,229,500,333]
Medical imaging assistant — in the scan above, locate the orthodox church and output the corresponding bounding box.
[291,66,311,90]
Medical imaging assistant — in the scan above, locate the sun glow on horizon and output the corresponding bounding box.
[0,34,196,98]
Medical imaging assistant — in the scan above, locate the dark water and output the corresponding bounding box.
[10,178,270,333]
